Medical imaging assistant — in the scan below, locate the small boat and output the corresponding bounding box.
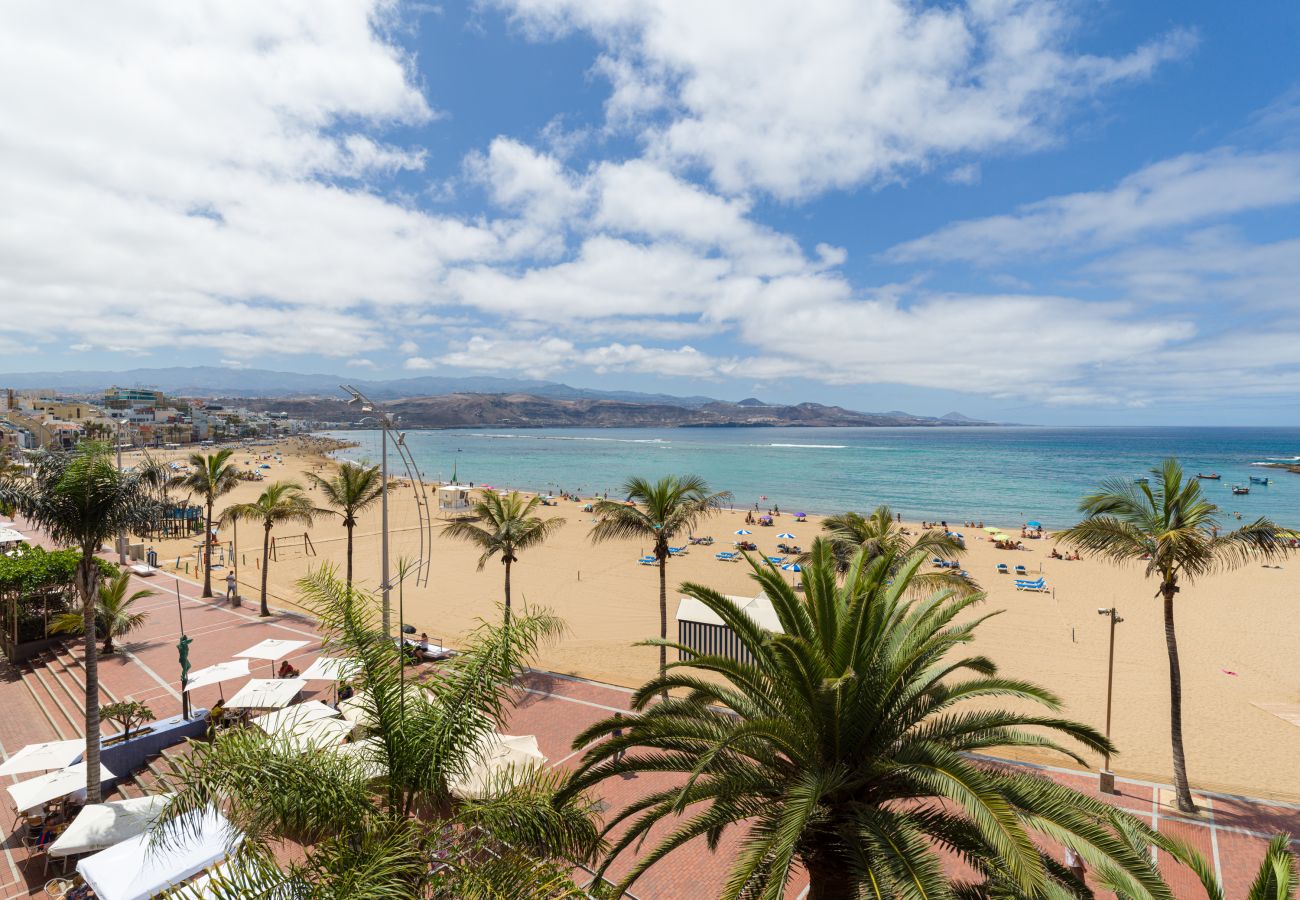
[1249,475,1271,485]
[1232,485,1250,495]
[1134,477,1149,485]
[1197,473,1221,480]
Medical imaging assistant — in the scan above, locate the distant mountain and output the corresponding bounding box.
[939,411,982,423]
[241,393,997,429]
[0,366,719,408]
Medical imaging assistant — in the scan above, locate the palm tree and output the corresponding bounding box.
[221,481,320,617]
[0,443,157,803]
[1058,458,1292,813]
[305,461,385,590]
[443,491,565,625]
[589,475,730,690]
[180,449,241,598]
[814,503,976,593]
[561,540,1195,899]
[155,568,601,897]
[51,568,154,654]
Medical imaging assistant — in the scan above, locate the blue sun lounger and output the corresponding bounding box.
[1014,565,1028,576]
[1015,577,1048,592]
[996,563,1009,574]
[715,551,738,562]
[668,546,688,556]
[637,555,656,565]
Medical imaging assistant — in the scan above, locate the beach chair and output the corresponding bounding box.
[1014,565,1028,576]
[668,546,687,556]
[932,557,945,567]
[637,556,656,566]
[1015,578,1048,592]
[715,551,737,562]
[996,563,1009,574]
[766,556,784,565]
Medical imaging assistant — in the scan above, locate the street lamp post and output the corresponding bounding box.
[341,385,393,637]
[115,419,127,565]
[1097,606,1124,794]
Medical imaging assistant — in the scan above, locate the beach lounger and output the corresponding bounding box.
[1014,565,1028,576]
[932,557,945,567]
[638,556,656,566]
[715,551,738,561]
[766,556,784,565]
[1015,578,1048,592]
[668,546,688,556]
[996,563,1009,574]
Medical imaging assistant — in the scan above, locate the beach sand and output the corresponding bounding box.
[129,437,1300,801]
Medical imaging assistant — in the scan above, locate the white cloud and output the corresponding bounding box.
[436,334,739,379]
[493,0,1193,199]
[347,357,377,368]
[888,149,1300,263]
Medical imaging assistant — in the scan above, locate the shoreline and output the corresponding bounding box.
[120,435,1300,802]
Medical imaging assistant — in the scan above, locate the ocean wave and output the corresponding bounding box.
[766,443,847,449]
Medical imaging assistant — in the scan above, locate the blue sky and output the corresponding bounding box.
[3,1,1300,424]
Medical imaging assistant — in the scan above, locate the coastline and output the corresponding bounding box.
[123,435,1300,802]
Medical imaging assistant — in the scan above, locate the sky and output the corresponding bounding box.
[2,1,1299,425]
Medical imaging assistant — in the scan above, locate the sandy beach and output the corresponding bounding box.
[128,437,1300,801]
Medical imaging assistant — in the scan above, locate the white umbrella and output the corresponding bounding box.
[252,700,340,737]
[76,808,239,900]
[234,638,310,675]
[337,692,374,728]
[776,532,796,539]
[7,762,117,813]
[225,677,305,710]
[299,657,361,682]
[279,717,352,753]
[183,659,250,693]
[49,794,171,858]
[735,529,752,536]
[449,733,546,799]
[0,739,85,777]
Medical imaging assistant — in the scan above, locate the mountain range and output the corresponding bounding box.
[0,366,997,428]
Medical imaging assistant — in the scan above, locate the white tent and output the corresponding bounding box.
[252,700,339,736]
[76,808,240,900]
[449,733,546,799]
[49,794,171,858]
[299,656,360,682]
[224,677,305,710]
[0,739,84,777]
[183,658,251,693]
[7,762,117,813]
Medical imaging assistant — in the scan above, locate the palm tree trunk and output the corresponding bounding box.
[201,498,214,597]
[78,554,103,804]
[807,855,857,900]
[503,558,512,626]
[260,524,272,617]
[658,555,668,701]
[345,520,354,591]
[1163,588,1196,813]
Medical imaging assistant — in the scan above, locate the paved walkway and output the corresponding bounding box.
[2,519,1297,897]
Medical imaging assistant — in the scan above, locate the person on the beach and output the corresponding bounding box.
[611,712,625,764]
[225,571,237,602]
[418,632,430,654]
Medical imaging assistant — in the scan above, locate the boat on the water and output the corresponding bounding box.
[1134,477,1149,485]
[1232,485,1250,495]
[1197,472,1221,480]
[1249,475,1271,485]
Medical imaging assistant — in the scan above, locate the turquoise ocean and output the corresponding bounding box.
[321,427,1300,529]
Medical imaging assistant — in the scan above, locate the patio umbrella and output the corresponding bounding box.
[735,529,752,536]
[776,532,796,539]
[0,740,85,777]
[781,563,802,572]
[983,526,1001,533]
[1027,520,1042,528]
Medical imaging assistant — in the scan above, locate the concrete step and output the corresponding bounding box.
[20,654,82,739]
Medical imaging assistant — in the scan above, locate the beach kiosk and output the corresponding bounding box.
[675,593,784,665]
[436,484,472,516]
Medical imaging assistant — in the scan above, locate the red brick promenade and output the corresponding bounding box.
[2,521,1296,897]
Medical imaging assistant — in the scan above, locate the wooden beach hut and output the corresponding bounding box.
[675,593,783,664]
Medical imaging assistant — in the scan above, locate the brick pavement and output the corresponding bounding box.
[1,519,1297,897]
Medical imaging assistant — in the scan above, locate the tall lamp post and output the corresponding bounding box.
[340,385,393,637]
[115,419,127,565]
[1097,606,1124,794]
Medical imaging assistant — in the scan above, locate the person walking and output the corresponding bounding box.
[224,570,238,604]
[611,712,625,764]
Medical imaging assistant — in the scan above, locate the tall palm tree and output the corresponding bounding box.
[155,568,601,897]
[443,491,565,625]
[221,481,320,617]
[0,443,157,803]
[180,449,241,597]
[51,568,154,654]
[813,503,976,593]
[305,461,385,590]
[561,541,1194,899]
[589,475,730,690]
[1058,458,1292,814]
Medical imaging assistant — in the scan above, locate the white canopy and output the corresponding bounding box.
[234,638,309,661]
[0,739,85,776]
[183,658,250,692]
[7,761,117,813]
[676,593,784,634]
[337,691,375,728]
[252,700,339,736]
[49,794,171,858]
[224,677,305,710]
[449,733,546,799]
[76,808,240,900]
[278,717,352,753]
[299,656,360,682]
[0,527,25,544]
